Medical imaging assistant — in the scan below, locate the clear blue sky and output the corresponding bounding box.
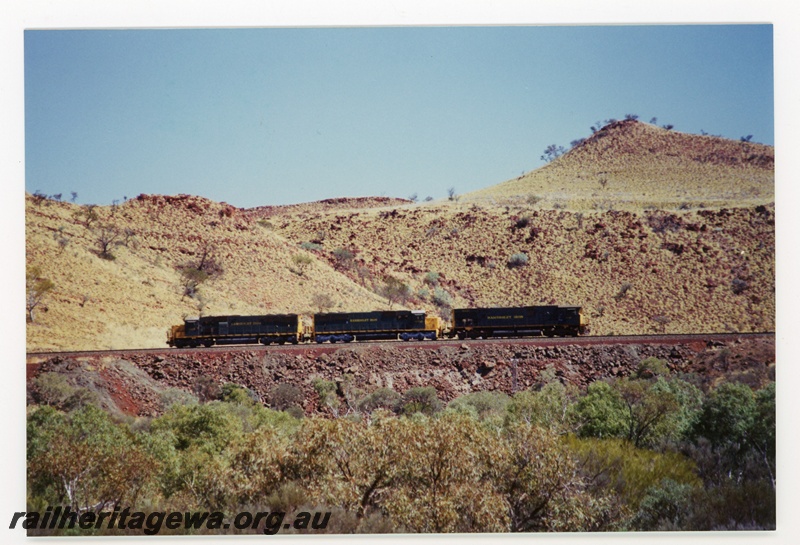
[24,25,773,208]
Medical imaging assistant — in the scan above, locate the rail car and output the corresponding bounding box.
[449,305,588,339]
[313,310,443,343]
[167,314,303,348]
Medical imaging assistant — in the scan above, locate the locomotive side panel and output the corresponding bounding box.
[313,310,435,343]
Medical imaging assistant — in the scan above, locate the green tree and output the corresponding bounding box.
[574,381,628,439]
[751,383,776,488]
[28,405,154,513]
[692,381,756,448]
[630,478,695,531]
[493,423,620,532]
[541,144,567,163]
[506,381,576,433]
[383,413,507,532]
[615,377,680,448]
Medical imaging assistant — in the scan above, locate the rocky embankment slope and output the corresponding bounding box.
[28,335,774,417]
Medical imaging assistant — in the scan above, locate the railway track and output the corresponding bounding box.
[26,332,774,362]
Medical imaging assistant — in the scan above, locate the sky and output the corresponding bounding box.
[23,24,774,209]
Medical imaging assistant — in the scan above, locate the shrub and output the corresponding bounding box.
[631,478,695,531]
[300,241,323,251]
[269,383,304,411]
[180,267,208,299]
[311,292,335,313]
[507,253,529,269]
[220,383,259,405]
[614,283,632,301]
[401,387,442,416]
[636,357,670,379]
[732,277,749,295]
[31,372,98,411]
[506,382,574,432]
[193,376,221,403]
[566,436,701,509]
[313,378,341,415]
[447,391,510,421]
[423,271,439,287]
[358,388,402,413]
[291,253,313,276]
[159,388,199,410]
[432,287,452,308]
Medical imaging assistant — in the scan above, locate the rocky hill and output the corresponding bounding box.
[25,121,774,352]
[463,120,774,209]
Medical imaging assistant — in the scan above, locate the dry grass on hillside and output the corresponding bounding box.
[266,202,774,337]
[464,120,774,210]
[26,194,390,351]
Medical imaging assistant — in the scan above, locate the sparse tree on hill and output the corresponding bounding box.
[541,144,567,163]
[193,244,224,277]
[74,204,99,228]
[26,265,55,323]
[332,247,356,271]
[312,292,335,313]
[180,267,209,299]
[355,263,374,288]
[94,223,121,260]
[381,275,411,309]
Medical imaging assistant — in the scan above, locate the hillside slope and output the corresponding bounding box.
[25,194,390,351]
[463,120,774,209]
[25,122,775,351]
[265,202,774,337]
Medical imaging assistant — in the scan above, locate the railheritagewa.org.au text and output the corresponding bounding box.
[9,506,331,535]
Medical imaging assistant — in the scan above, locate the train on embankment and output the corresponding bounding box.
[166,306,589,348]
